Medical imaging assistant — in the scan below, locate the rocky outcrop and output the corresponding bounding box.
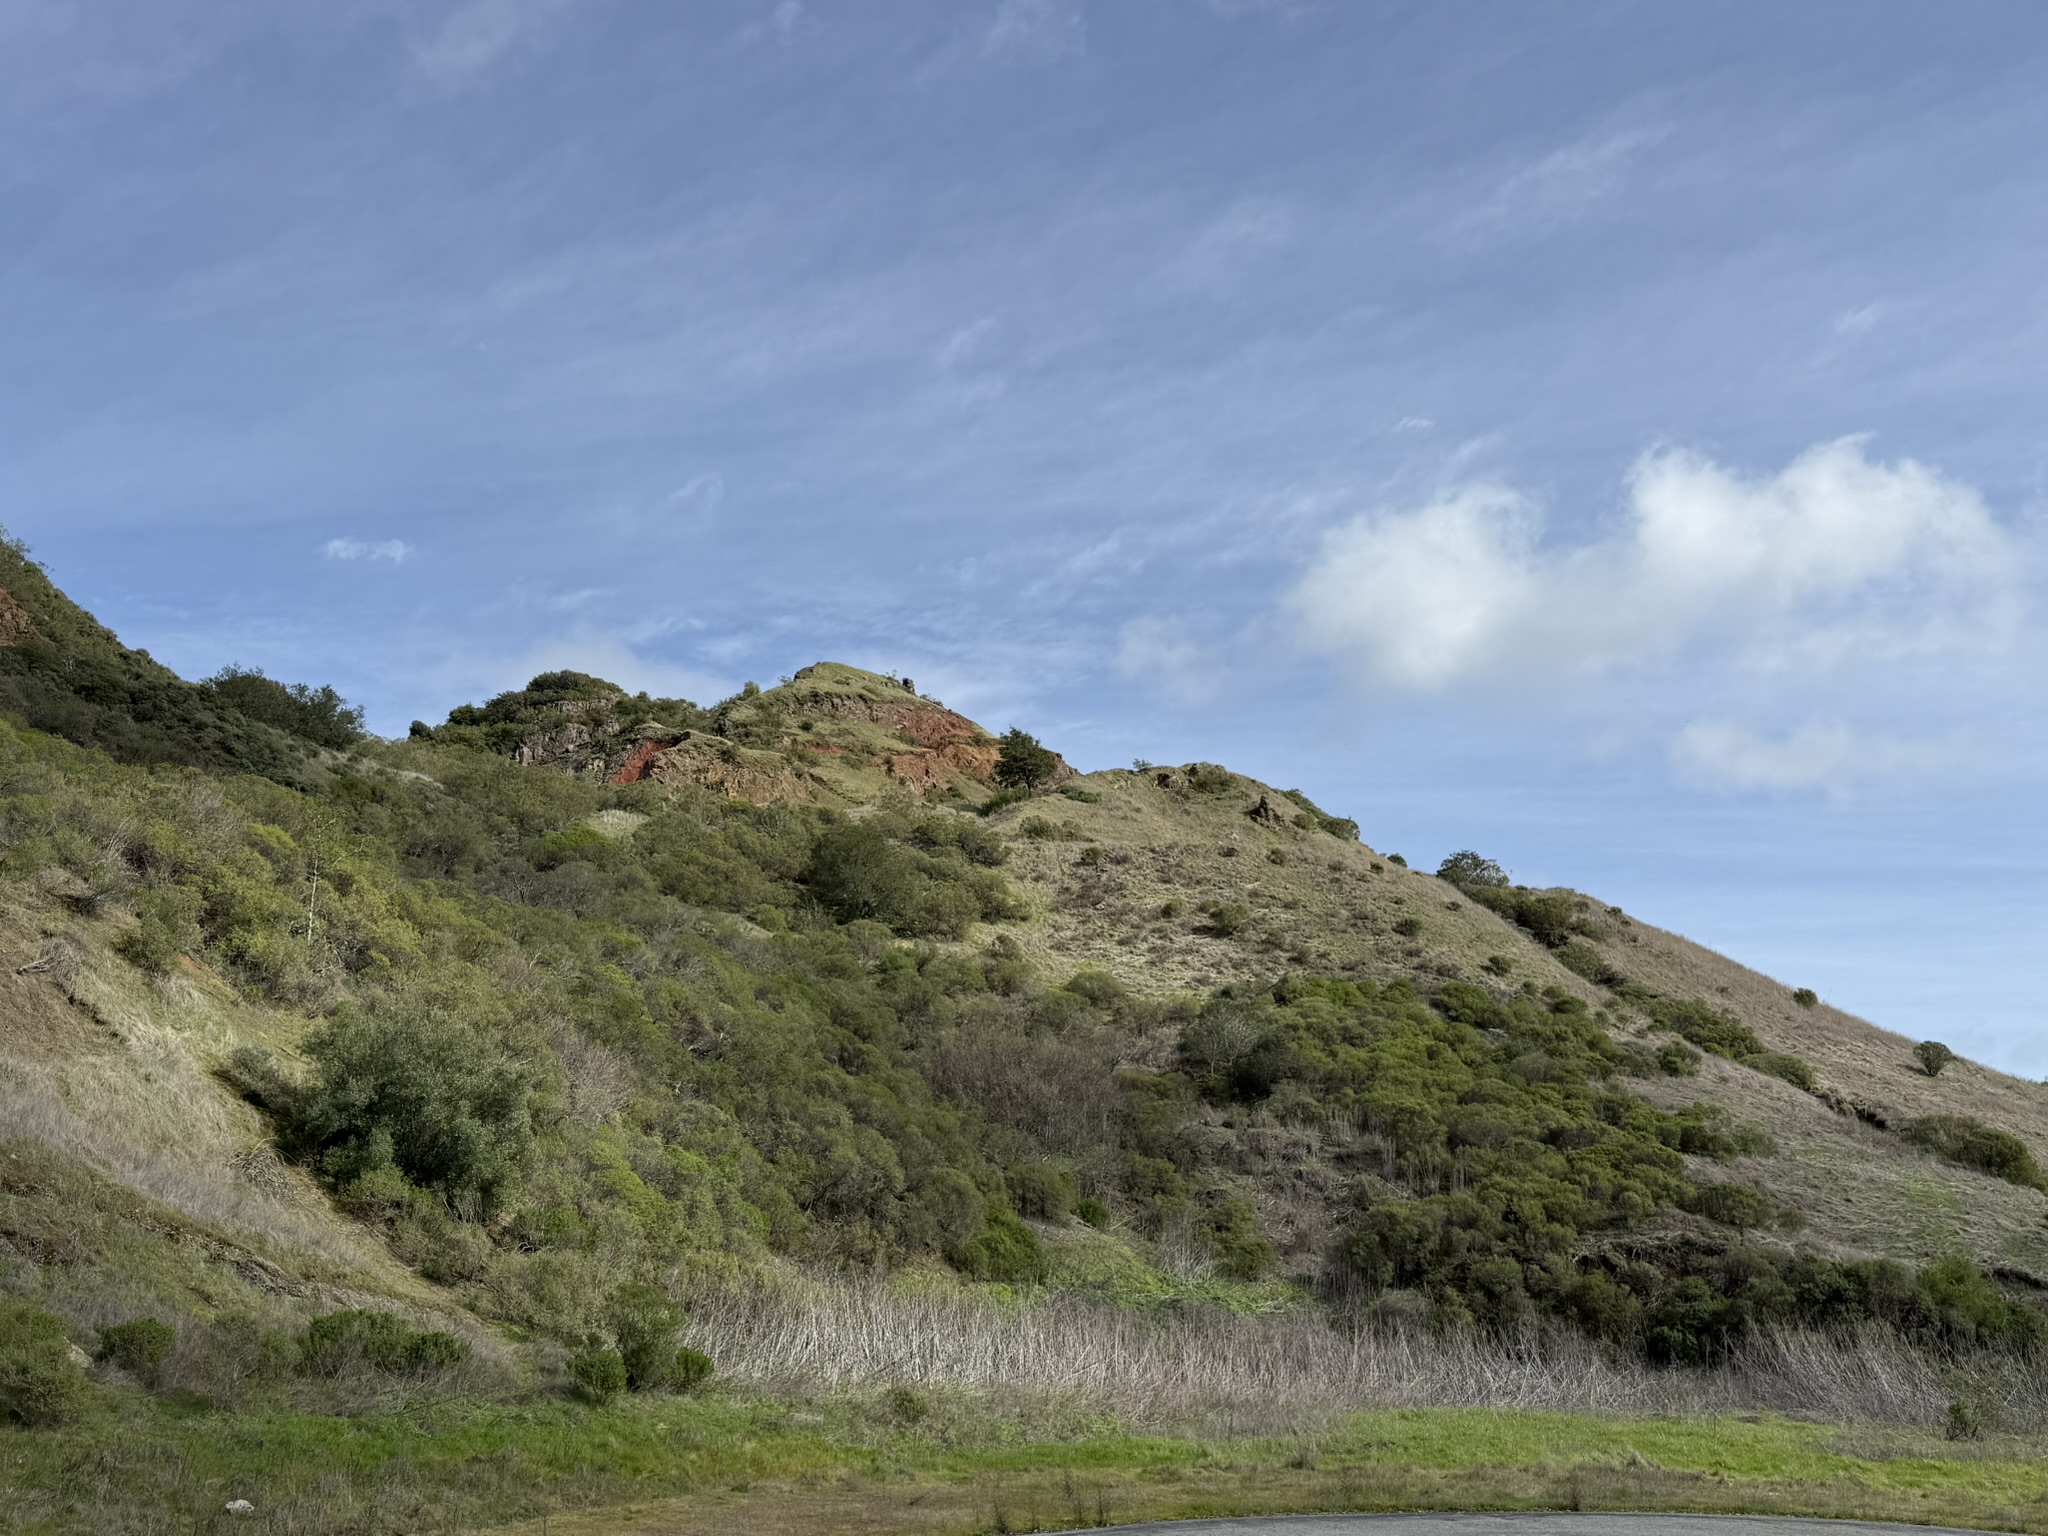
[0,586,43,646]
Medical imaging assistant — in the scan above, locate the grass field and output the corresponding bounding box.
[7,1390,2048,1536]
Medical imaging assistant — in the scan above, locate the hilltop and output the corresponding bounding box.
[4,536,2048,1532]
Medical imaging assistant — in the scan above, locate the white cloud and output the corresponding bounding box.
[1833,303,1881,337]
[1172,199,1296,289]
[1673,720,1957,796]
[1117,616,1219,705]
[669,473,725,516]
[411,0,577,86]
[1290,437,2016,691]
[1459,125,1667,238]
[1392,415,1434,434]
[935,316,998,371]
[323,537,412,564]
[981,0,1084,62]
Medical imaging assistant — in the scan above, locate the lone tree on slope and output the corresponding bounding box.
[994,728,1059,791]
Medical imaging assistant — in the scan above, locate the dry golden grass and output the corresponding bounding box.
[964,767,2048,1281]
[0,885,437,1300]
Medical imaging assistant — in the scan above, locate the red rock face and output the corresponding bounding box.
[611,739,668,785]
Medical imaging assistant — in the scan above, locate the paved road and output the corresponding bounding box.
[1060,1517,1999,1536]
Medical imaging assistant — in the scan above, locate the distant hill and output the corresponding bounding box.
[4,530,2046,1514]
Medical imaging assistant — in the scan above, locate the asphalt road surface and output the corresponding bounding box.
[1062,1517,1998,1536]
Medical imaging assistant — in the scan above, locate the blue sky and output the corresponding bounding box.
[6,1,2047,1071]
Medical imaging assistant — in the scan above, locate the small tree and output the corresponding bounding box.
[1436,850,1508,889]
[994,728,1059,791]
[1915,1040,1958,1078]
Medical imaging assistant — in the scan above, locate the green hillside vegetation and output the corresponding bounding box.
[5,531,2048,1532]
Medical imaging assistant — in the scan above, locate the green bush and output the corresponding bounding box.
[949,1206,1047,1283]
[1746,1050,1817,1092]
[1074,1197,1110,1228]
[1681,1183,1779,1230]
[607,1284,688,1391]
[299,1310,468,1376]
[885,1384,930,1424]
[570,1348,627,1403]
[0,1299,88,1427]
[1391,915,1422,938]
[1915,1040,1958,1078]
[1436,850,1508,889]
[1201,902,1250,938]
[1901,1115,2046,1192]
[1554,939,1622,987]
[203,666,364,749]
[114,886,201,976]
[1006,1163,1075,1221]
[671,1346,714,1393]
[1792,987,1819,1009]
[95,1317,176,1385]
[289,1008,537,1217]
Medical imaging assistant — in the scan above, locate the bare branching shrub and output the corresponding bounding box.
[926,1025,1120,1157]
[547,1021,637,1126]
[674,1273,2048,1436]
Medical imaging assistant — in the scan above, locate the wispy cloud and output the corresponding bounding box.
[1116,616,1220,705]
[411,0,578,86]
[1673,720,1958,798]
[1171,198,1296,289]
[1457,125,1668,239]
[1834,303,1882,338]
[980,0,1084,62]
[1289,437,2016,691]
[323,537,412,564]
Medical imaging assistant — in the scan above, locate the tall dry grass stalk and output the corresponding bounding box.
[679,1272,2048,1434]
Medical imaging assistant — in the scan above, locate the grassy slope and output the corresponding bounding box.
[969,764,2048,1280]
[6,646,2048,1534]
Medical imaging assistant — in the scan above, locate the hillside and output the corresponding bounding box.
[4,538,2048,1532]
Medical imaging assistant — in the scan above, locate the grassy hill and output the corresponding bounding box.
[4,536,2048,1535]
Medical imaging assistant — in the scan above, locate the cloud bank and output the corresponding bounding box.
[1290,438,2014,692]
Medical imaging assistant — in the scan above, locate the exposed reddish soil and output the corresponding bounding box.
[0,586,42,647]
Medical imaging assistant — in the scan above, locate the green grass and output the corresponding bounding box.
[8,1389,2048,1535]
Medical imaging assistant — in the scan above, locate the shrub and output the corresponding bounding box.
[570,1348,627,1403]
[1642,997,1762,1058]
[95,1318,176,1385]
[1555,939,1622,987]
[1386,853,1407,867]
[885,1384,930,1424]
[0,1299,88,1427]
[204,666,365,749]
[1074,1197,1110,1228]
[1266,847,1286,866]
[949,1206,1047,1283]
[1184,763,1236,795]
[114,886,201,976]
[1901,1115,2046,1192]
[1201,902,1250,938]
[299,1310,468,1376]
[1655,1040,1702,1076]
[289,1008,538,1216]
[1747,1050,1817,1092]
[1681,1183,1778,1230]
[1007,1163,1075,1221]
[671,1347,714,1393]
[1915,1040,1958,1078]
[1436,850,1507,889]
[608,1284,687,1391]
[1391,915,1422,938]
[1792,987,1819,1009]
[994,729,1059,790]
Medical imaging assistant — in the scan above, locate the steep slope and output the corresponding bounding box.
[3,529,2046,1471]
